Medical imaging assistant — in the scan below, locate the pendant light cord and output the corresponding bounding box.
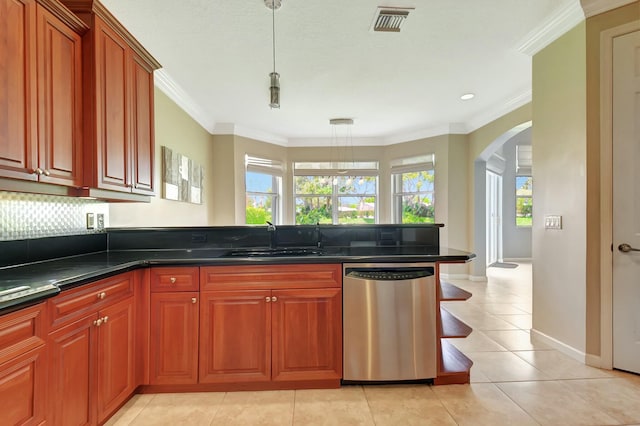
[272,3,276,73]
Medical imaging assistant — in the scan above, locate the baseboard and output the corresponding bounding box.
[470,275,487,282]
[584,353,608,369]
[530,329,587,363]
[502,257,532,262]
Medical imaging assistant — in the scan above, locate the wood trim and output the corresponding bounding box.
[37,0,88,34]
[60,0,160,69]
[439,281,472,301]
[137,379,341,394]
[433,340,473,385]
[439,309,473,338]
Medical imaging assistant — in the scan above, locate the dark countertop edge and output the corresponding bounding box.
[1,250,474,314]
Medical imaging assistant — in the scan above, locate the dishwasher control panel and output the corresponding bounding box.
[346,268,433,281]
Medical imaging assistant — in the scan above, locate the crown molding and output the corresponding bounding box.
[382,123,467,146]
[581,0,637,17]
[516,0,585,56]
[212,123,289,146]
[154,69,216,133]
[465,89,532,134]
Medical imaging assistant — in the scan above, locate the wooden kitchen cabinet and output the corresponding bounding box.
[149,267,199,385]
[199,265,342,388]
[0,0,86,186]
[61,0,160,196]
[0,303,47,426]
[47,272,136,424]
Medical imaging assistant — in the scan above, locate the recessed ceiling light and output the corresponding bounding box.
[460,93,475,100]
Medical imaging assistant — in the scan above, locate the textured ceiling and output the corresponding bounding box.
[100,0,584,145]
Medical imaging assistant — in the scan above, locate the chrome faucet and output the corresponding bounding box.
[266,221,277,248]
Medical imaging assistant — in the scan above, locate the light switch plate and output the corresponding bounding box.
[544,215,562,230]
[96,213,104,231]
[86,213,95,229]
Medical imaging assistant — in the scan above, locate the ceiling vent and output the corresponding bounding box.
[371,7,414,32]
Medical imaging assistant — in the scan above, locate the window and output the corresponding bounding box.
[245,155,283,224]
[515,145,532,227]
[391,155,435,223]
[293,161,378,224]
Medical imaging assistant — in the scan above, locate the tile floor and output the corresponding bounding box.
[107,262,640,425]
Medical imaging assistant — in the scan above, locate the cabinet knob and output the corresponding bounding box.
[265,296,271,302]
[94,318,102,327]
[102,316,108,323]
[272,296,278,302]
[32,168,43,176]
[191,297,197,304]
[170,277,177,284]
[97,292,106,300]
[43,169,51,176]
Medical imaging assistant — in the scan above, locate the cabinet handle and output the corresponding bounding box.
[191,297,197,304]
[102,316,108,324]
[94,318,102,326]
[265,296,271,302]
[272,296,278,302]
[170,277,177,284]
[97,292,106,300]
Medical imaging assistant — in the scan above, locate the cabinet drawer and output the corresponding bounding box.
[201,264,342,291]
[48,273,134,329]
[0,304,45,364]
[150,267,199,292]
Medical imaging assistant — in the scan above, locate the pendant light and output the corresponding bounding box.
[265,0,281,108]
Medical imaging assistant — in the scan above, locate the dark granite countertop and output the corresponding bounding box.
[0,245,474,314]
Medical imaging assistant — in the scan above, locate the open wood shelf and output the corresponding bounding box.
[434,340,473,385]
[439,308,472,338]
[439,281,472,301]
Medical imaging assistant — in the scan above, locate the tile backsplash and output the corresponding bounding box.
[0,191,109,241]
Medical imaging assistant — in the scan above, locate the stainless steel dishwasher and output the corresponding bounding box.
[342,263,437,382]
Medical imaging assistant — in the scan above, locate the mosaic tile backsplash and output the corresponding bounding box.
[0,191,109,241]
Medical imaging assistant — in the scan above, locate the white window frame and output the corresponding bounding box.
[245,155,283,224]
[391,154,435,224]
[293,161,379,225]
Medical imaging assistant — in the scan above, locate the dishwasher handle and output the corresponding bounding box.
[345,268,433,281]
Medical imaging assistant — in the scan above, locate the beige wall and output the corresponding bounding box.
[209,135,235,225]
[109,89,213,227]
[532,23,588,353]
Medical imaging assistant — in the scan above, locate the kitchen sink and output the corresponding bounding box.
[223,247,323,257]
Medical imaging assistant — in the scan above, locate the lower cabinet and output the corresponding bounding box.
[199,265,343,386]
[149,292,199,384]
[0,303,47,426]
[47,274,136,425]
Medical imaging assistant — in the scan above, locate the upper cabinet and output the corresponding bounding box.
[0,0,86,187]
[61,0,160,196]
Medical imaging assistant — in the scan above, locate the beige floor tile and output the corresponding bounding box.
[514,350,614,380]
[562,378,640,424]
[497,381,620,425]
[469,366,492,383]
[363,385,457,425]
[473,303,530,315]
[459,312,520,331]
[293,386,375,425]
[129,392,225,426]
[444,331,508,352]
[432,383,538,426]
[483,329,551,351]
[467,351,549,382]
[104,394,154,426]
[211,390,294,426]
[496,314,532,329]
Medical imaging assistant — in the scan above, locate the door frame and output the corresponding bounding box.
[486,170,503,266]
[599,20,640,370]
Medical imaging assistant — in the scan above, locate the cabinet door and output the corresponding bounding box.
[97,296,135,423]
[271,288,342,382]
[129,51,154,195]
[93,16,129,192]
[0,346,46,425]
[150,292,199,385]
[199,290,271,383]
[36,5,83,186]
[0,0,37,180]
[48,315,97,426]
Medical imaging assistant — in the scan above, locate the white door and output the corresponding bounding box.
[613,30,640,374]
[486,171,503,266]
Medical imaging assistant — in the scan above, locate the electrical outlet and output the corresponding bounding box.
[544,215,562,230]
[96,213,104,231]
[86,213,95,229]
